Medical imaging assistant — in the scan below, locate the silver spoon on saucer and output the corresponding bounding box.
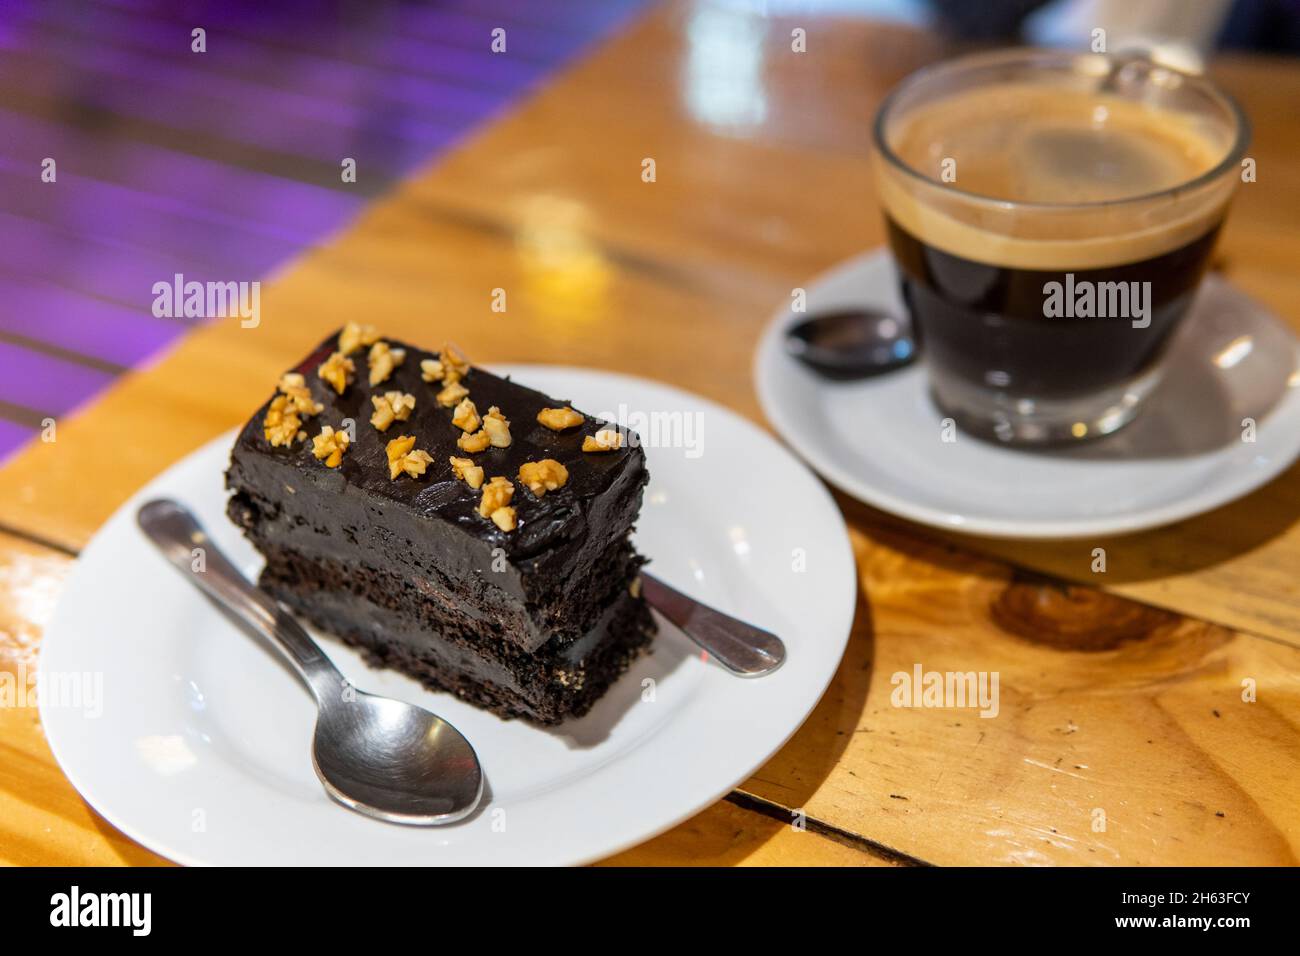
[640,574,786,677]
[785,308,917,378]
[137,498,483,826]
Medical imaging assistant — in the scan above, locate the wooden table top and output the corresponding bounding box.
[2,2,1298,866]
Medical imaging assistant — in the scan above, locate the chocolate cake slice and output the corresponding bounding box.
[225,325,654,724]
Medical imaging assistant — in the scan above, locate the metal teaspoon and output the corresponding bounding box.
[784,308,917,378]
[137,498,483,826]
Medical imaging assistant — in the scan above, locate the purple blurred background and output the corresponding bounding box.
[0,0,647,463]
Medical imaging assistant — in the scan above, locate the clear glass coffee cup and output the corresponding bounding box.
[873,49,1250,444]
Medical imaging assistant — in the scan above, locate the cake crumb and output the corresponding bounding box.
[338,322,381,355]
[555,668,585,690]
[311,425,350,468]
[449,456,485,489]
[482,406,512,447]
[367,341,406,386]
[318,351,355,394]
[370,391,415,431]
[386,435,434,480]
[582,429,623,452]
[537,406,584,431]
[519,459,568,497]
[451,397,481,433]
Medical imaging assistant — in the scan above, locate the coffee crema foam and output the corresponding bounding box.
[877,84,1239,269]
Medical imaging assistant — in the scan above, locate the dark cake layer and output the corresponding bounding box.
[244,531,646,656]
[259,545,654,724]
[228,488,644,649]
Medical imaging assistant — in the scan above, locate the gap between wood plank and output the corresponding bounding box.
[726,790,932,866]
[0,522,80,558]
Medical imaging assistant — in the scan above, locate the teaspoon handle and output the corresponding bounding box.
[137,498,343,700]
[640,573,786,677]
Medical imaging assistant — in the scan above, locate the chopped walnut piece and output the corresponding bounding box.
[582,429,623,453]
[537,406,585,431]
[404,449,434,478]
[408,450,434,476]
[423,343,470,386]
[367,340,406,386]
[264,395,304,447]
[518,459,569,497]
[449,456,485,489]
[385,434,414,475]
[436,380,469,408]
[490,506,517,532]
[311,425,351,468]
[477,475,514,518]
[386,434,414,457]
[338,322,381,355]
[263,369,324,446]
[385,435,433,480]
[457,429,491,453]
[281,389,321,416]
[318,351,355,394]
[420,357,445,383]
[370,391,415,432]
[391,390,416,416]
[441,342,470,382]
[451,397,481,433]
[482,406,511,447]
[275,372,323,416]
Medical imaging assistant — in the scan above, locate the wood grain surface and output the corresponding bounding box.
[2,2,1298,865]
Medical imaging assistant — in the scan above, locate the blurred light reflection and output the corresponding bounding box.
[1213,335,1253,369]
[685,5,769,131]
[135,734,198,777]
[515,195,611,321]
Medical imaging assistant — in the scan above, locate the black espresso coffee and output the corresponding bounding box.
[884,216,1221,400]
[874,59,1246,443]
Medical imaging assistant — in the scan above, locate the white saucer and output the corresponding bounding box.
[756,249,1300,539]
[39,367,855,865]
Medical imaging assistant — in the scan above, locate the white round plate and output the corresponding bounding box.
[40,367,855,866]
[756,249,1300,538]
